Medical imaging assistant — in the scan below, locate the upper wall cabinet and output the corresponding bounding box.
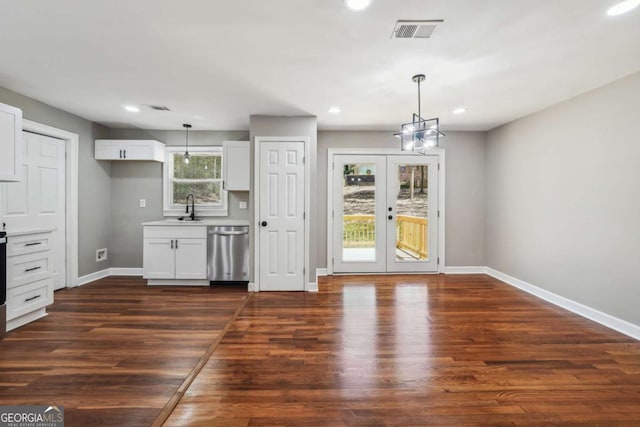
[223,141,249,191]
[95,139,165,162]
[0,103,23,182]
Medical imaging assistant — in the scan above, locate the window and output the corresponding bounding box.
[163,146,227,216]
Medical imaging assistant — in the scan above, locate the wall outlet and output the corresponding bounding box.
[239,201,248,210]
[139,199,146,208]
[96,248,108,262]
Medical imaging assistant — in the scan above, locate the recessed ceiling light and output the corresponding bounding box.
[328,106,341,114]
[452,107,467,115]
[123,105,140,113]
[345,0,371,11]
[607,0,640,15]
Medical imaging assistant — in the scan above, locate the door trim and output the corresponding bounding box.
[253,137,310,292]
[326,148,446,275]
[22,119,79,288]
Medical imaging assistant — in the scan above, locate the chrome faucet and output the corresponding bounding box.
[185,194,195,220]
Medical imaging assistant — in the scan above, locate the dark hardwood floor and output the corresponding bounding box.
[0,277,249,426]
[166,274,640,426]
[2,274,639,426]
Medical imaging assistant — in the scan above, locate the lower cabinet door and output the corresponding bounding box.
[143,238,175,279]
[174,239,207,280]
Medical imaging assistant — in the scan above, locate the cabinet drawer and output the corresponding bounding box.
[144,225,207,239]
[7,278,53,320]
[6,232,52,256]
[7,251,53,289]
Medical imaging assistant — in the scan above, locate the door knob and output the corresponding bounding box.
[261,221,268,227]
[388,215,393,220]
[388,207,393,212]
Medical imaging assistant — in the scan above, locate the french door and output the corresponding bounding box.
[333,154,438,273]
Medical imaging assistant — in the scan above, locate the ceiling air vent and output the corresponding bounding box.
[146,105,171,111]
[391,20,443,39]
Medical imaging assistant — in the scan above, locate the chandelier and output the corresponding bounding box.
[394,74,445,153]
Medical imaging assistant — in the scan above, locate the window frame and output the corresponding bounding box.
[163,146,228,217]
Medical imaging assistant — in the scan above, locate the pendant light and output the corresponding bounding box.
[183,123,192,164]
[393,74,445,154]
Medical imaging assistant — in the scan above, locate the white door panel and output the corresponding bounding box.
[386,155,438,273]
[333,155,387,273]
[259,142,305,291]
[1,132,66,289]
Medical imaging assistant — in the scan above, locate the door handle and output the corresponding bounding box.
[261,221,268,227]
[388,215,394,220]
[388,207,393,212]
[170,240,174,249]
[175,239,178,249]
[123,149,126,159]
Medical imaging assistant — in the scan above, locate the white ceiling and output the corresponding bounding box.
[0,0,639,131]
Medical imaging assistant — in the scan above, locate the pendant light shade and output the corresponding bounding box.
[393,74,445,154]
[183,123,192,164]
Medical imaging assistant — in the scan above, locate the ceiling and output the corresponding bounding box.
[0,0,639,131]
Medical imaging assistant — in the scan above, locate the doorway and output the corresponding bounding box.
[330,153,441,274]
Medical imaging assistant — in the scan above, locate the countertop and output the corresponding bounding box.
[142,219,250,227]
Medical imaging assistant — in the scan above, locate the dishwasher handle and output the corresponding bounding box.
[210,230,249,236]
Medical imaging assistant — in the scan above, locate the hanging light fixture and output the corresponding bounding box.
[182,123,192,164]
[394,74,445,153]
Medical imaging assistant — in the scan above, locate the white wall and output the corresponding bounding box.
[317,130,486,269]
[485,70,640,325]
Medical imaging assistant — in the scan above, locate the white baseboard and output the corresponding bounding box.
[316,268,328,277]
[76,268,111,287]
[76,267,142,287]
[306,281,318,292]
[111,268,143,276]
[486,267,640,341]
[248,282,256,292]
[444,266,487,274]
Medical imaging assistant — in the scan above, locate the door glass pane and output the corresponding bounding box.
[342,163,377,262]
[394,164,429,261]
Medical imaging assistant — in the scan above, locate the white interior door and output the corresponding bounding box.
[331,154,439,274]
[1,131,66,289]
[258,141,305,291]
[332,155,387,273]
[386,155,438,272]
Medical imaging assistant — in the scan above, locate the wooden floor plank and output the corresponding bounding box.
[166,274,640,426]
[0,277,248,426]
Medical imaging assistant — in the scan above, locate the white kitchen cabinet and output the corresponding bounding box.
[223,141,250,191]
[0,102,23,182]
[95,139,165,162]
[6,230,54,331]
[143,225,208,285]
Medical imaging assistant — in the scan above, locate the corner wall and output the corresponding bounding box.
[485,71,640,325]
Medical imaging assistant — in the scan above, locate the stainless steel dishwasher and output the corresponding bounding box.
[207,226,249,284]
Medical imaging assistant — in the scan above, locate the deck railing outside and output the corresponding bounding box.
[343,214,428,258]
